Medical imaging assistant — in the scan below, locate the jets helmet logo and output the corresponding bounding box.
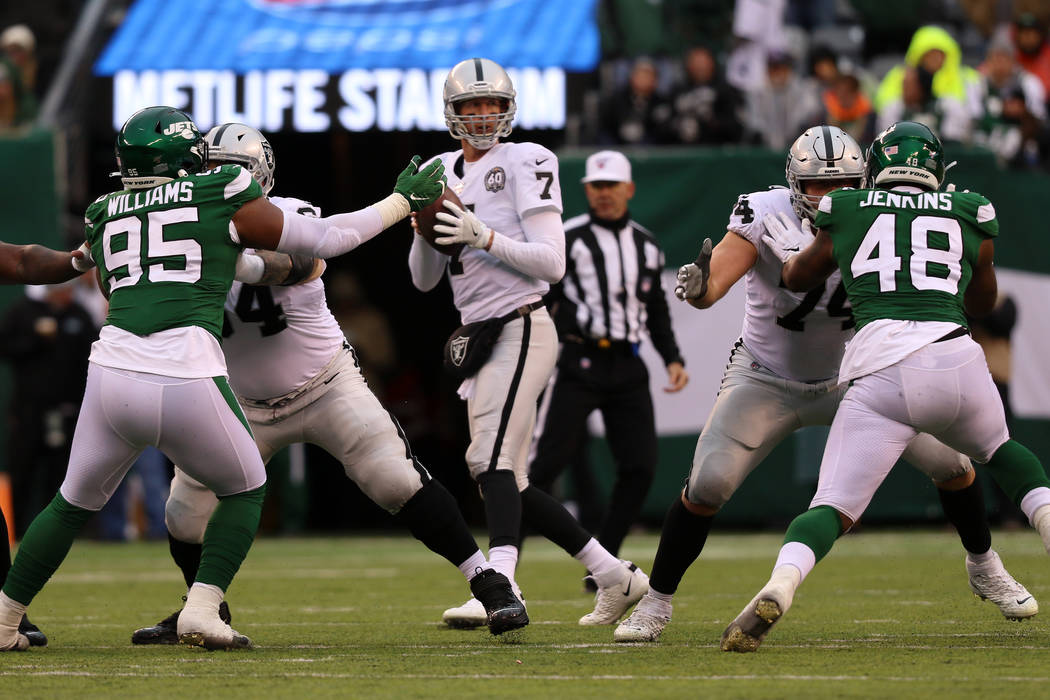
[163,121,198,139]
[449,335,469,366]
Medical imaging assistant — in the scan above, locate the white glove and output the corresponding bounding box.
[762,212,815,263]
[675,238,712,301]
[71,242,95,272]
[433,200,494,250]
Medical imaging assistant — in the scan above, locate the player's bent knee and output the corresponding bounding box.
[165,475,220,544]
[934,469,976,491]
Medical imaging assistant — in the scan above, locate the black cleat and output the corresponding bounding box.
[132,599,231,645]
[470,569,529,636]
[19,615,46,647]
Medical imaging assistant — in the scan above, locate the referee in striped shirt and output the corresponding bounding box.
[530,150,688,559]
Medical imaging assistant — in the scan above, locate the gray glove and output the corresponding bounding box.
[675,238,712,301]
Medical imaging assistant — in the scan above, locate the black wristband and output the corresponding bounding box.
[282,254,317,286]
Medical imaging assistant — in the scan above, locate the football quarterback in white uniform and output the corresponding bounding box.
[130,123,528,642]
[410,58,648,630]
[614,125,1035,643]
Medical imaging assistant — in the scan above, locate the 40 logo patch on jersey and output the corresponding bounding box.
[485,167,506,193]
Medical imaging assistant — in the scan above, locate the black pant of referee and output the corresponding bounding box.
[530,337,657,557]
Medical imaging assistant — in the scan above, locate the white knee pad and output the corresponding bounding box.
[164,468,219,544]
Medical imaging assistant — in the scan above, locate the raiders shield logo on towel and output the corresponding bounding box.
[450,335,469,366]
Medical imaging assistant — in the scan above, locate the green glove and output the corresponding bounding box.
[394,155,447,212]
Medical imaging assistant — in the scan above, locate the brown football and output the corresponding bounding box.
[413,186,465,257]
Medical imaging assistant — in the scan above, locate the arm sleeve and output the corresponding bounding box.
[276,206,385,259]
[486,209,565,284]
[646,249,685,366]
[408,234,448,291]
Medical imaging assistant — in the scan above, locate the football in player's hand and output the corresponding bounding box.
[414,187,465,257]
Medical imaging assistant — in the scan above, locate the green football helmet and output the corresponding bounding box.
[115,106,207,190]
[863,121,945,191]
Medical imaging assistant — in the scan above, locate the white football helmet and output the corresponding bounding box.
[443,57,516,149]
[204,123,276,195]
[785,125,864,220]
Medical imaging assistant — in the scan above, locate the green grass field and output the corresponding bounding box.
[2,530,1049,699]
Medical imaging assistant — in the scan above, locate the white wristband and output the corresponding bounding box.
[372,193,411,230]
[71,242,95,272]
[234,251,265,284]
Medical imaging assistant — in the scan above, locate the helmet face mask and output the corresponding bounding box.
[863,121,945,191]
[115,106,207,190]
[204,123,276,195]
[444,58,516,149]
[785,125,864,220]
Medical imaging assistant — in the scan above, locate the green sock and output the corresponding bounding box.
[783,505,842,563]
[984,440,1050,507]
[2,493,94,606]
[195,485,266,592]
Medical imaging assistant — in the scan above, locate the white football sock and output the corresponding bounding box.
[647,588,674,604]
[574,538,621,579]
[185,582,224,613]
[774,541,817,583]
[1021,488,1050,522]
[0,592,25,629]
[487,545,518,583]
[1029,503,1050,554]
[459,551,489,581]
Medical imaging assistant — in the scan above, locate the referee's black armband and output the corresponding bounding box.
[282,254,319,286]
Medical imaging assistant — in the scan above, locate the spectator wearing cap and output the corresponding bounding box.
[1013,12,1050,98]
[530,150,688,559]
[669,46,744,145]
[975,28,1049,168]
[1,25,36,94]
[598,57,674,145]
[0,24,37,123]
[742,49,821,150]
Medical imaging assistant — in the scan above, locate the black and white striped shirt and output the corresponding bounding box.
[548,211,683,366]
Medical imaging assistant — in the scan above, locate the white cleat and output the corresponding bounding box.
[967,550,1038,621]
[720,566,799,653]
[176,604,253,650]
[580,561,649,625]
[442,597,488,629]
[613,593,672,642]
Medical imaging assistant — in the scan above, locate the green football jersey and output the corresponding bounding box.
[84,165,262,338]
[813,188,998,330]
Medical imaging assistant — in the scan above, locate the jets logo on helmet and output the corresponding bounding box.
[443,57,517,149]
[785,125,864,220]
[863,121,946,191]
[205,123,277,195]
[115,106,208,190]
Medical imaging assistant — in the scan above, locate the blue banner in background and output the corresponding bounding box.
[95,0,600,75]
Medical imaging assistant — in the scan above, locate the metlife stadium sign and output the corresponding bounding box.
[94,0,600,133]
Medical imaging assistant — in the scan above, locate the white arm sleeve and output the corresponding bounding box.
[487,210,565,283]
[277,206,385,259]
[408,234,448,291]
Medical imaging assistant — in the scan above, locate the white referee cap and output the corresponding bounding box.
[1,25,35,52]
[581,150,632,184]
